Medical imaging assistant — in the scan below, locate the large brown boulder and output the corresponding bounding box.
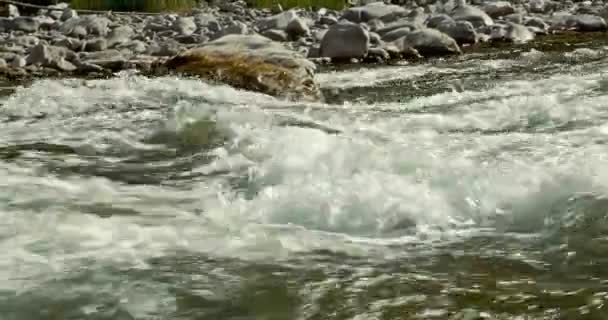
[162,34,321,101]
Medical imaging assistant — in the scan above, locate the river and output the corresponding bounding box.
[2,43,608,319]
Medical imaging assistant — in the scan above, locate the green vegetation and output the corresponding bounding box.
[247,0,347,10]
[70,0,200,12]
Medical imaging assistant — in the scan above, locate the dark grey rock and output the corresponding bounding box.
[25,44,77,71]
[319,15,338,25]
[61,9,77,21]
[107,25,134,47]
[61,15,111,37]
[116,40,148,54]
[320,20,370,59]
[426,14,456,28]
[262,29,289,42]
[341,2,408,23]
[552,14,607,32]
[85,38,107,52]
[436,20,477,44]
[451,4,494,27]
[484,1,515,18]
[367,46,390,60]
[382,27,414,42]
[286,17,310,39]
[76,61,104,73]
[53,37,84,51]
[390,27,461,57]
[255,10,297,31]
[9,17,40,33]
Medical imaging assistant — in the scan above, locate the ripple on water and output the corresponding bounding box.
[2,52,608,319]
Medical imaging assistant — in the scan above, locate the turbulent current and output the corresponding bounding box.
[2,47,608,320]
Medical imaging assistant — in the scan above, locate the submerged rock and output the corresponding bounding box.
[162,34,321,101]
[552,14,607,32]
[391,28,461,57]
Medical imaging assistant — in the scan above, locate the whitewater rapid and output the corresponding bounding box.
[2,48,608,319]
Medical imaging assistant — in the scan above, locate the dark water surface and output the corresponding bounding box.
[2,44,608,319]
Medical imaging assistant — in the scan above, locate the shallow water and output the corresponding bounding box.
[2,46,608,320]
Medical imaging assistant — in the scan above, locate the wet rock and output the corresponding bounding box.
[76,61,104,73]
[320,21,370,59]
[314,29,328,42]
[369,31,382,45]
[366,19,385,31]
[173,17,196,36]
[319,15,337,25]
[25,44,77,71]
[286,17,310,39]
[9,17,40,33]
[451,4,494,27]
[80,49,123,61]
[84,38,107,52]
[48,9,63,20]
[366,46,390,61]
[436,20,477,44]
[504,22,535,43]
[163,34,321,101]
[483,1,515,18]
[83,58,128,71]
[384,41,422,59]
[525,17,549,31]
[341,2,408,23]
[390,27,461,57]
[107,25,134,48]
[552,14,607,32]
[262,29,289,42]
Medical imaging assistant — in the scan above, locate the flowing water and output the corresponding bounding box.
[2,45,608,320]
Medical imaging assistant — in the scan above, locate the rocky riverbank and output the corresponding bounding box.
[0,0,607,98]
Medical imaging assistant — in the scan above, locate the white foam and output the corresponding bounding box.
[2,66,608,292]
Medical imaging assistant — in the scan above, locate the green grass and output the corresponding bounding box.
[247,0,347,10]
[70,0,200,12]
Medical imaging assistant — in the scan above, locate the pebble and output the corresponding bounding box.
[0,0,603,80]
